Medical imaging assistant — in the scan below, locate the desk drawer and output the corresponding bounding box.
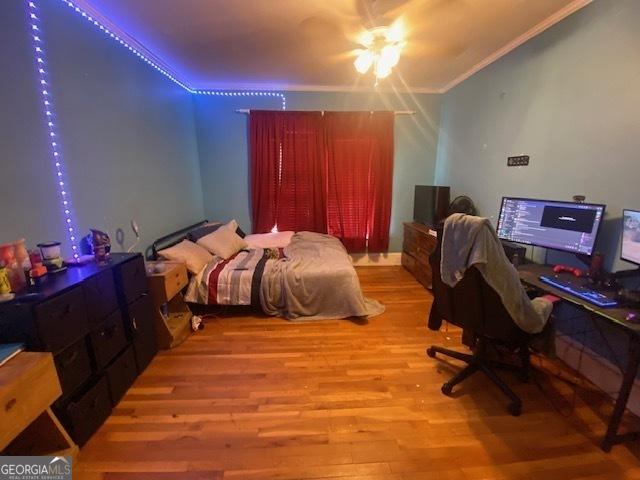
[59,376,112,446]
[0,353,61,450]
[116,255,148,304]
[34,286,89,353]
[90,310,128,370]
[84,269,118,325]
[54,337,92,398]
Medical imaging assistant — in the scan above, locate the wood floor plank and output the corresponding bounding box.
[75,266,639,479]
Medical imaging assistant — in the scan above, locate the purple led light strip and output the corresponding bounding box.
[58,0,287,110]
[27,0,286,257]
[28,0,80,258]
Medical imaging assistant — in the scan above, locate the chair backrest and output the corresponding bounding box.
[429,229,525,344]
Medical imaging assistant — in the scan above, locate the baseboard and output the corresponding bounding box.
[555,335,640,417]
[350,252,402,266]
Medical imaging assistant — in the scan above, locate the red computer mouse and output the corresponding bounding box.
[553,264,583,277]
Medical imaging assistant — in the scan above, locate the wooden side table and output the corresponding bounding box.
[0,352,78,457]
[146,261,193,349]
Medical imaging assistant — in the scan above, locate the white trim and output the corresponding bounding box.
[191,81,442,95]
[555,334,640,417]
[350,252,402,266]
[441,0,593,92]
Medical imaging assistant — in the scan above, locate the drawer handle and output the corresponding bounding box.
[131,317,138,331]
[52,304,72,320]
[5,398,17,411]
[60,351,79,367]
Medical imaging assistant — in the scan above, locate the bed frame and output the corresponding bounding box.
[148,220,209,260]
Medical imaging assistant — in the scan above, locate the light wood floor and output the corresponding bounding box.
[76,267,640,479]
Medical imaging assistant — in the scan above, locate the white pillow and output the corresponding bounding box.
[244,231,294,249]
[158,240,212,274]
[197,224,248,259]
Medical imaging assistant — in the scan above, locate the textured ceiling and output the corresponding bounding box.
[81,0,591,92]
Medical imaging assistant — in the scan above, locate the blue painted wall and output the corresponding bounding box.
[436,0,640,273]
[0,0,65,248]
[0,0,204,255]
[435,0,640,371]
[194,91,441,251]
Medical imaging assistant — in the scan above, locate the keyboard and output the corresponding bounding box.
[539,275,618,308]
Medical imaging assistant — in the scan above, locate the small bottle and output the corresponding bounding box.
[0,261,11,295]
[512,252,520,268]
[14,239,32,280]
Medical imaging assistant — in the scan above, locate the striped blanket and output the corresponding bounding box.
[184,248,284,306]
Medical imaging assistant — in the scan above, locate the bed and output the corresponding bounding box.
[150,222,384,320]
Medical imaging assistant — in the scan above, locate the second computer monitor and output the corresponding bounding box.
[622,209,640,266]
[497,197,605,255]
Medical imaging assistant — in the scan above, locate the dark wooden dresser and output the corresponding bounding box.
[0,253,157,446]
[401,222,438,289]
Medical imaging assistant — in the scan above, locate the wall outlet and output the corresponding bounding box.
[507,155,529,166]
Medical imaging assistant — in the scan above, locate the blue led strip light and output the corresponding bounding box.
[27,0,287,257]
[28,0,80,259]
[59,0,193,92]
[56,0,287,110]
[192,90,287,111]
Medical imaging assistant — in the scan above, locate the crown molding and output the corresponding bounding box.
[66,0,591,96]
[440,0,593,93]
[190,81,442,95]
[68,0,188,87]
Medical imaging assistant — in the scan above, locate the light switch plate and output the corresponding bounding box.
[507,155,529,166]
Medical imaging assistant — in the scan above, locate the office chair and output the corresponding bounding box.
[426,231,532,416]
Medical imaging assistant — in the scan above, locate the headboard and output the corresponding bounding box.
[148,220,209,260]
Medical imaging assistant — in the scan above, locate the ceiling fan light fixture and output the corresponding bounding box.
[354,19,405,83]
[354,49,374,74]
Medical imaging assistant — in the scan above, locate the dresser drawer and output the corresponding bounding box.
[401,252,417,275]
[58,376,112,446]
[0,353,61,450]
[160,263,188,302]
[116,255,148,304]
[84,269,118,325]
[105,345,137,405]
[124,294,157,373]
[89,310,128,370]
[54,337,93,398]
[34,287,89,353]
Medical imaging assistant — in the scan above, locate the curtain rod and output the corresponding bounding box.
[234,109,416,115]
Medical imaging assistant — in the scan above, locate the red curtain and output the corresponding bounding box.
[250,110,394,253]
[325,112,394,253]
[250,111,326,233]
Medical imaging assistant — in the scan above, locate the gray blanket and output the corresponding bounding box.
[441,214,552,334]
[260,232,385,320]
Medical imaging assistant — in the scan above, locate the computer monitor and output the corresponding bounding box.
[496,197,605,255]
[622,209,640,266]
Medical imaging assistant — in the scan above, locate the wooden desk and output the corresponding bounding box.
[0,352,77,457]
[519,263,640,452]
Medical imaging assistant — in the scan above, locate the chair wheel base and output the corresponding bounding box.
[426,347,436,358]
[441,383,453,396]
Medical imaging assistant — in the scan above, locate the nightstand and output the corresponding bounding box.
[1,352,78,458]
[146,261,193,349]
